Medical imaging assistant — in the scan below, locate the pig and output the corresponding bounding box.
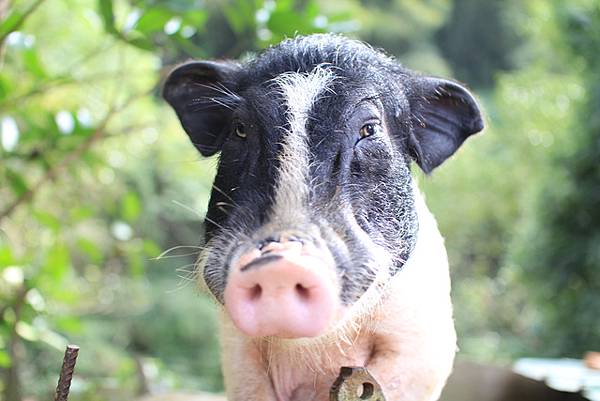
[163,34,484,401]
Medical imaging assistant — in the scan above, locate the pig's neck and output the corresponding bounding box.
[220,188,453,401]
[260,323,377,401]
[275,192,447,401]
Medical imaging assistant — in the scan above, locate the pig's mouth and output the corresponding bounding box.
[239,253,284,272]
[222,236,344,339]
[201,214,398,339]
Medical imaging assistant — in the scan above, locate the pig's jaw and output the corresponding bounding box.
[223,261,391,342]
[270,335,374,401]
[219,189,455,401]
[220,305,377,401]
[221,221,396,339]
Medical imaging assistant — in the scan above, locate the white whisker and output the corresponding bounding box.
[171,199,204,218]
[153,245,205,259]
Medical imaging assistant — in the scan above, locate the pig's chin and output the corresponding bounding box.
[223,251,341,339]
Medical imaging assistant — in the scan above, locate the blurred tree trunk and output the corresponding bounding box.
[135,354,151,396]
[4,288,26,401]
[435,0,520,88]
[513,1,600,355]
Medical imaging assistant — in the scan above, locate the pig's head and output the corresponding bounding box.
[163,34,483,339]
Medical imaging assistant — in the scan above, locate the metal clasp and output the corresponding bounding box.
[330,366,386,401]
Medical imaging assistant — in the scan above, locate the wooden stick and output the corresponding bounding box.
[54,345,79,401]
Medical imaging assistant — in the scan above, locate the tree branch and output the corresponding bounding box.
[0,91,148,223]
[0,69,156,110]
[3,286,28,401]
[54,345,79,401]
[0,0,47,44]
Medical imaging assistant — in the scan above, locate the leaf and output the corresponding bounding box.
[5,168,29,197]
[135,8,172,34]
[69,206,95,221]
[181,10,207,27]
[0,11,22,40]
[38,327,67,350]
[304,0,321,19]
[273,0,294,12]
[97,0,155,51]
[327,11,354,23]
[76,238,103,264]
[97,0,118,34]
[54,316,83,334]
[223,6,245,34]
[43,243,70,281]
[268,10,312,37]
[126,245,144,278]
[22,47,47,78]
[121,191,141,222]
[143,240,161,258]
[33,210,61,232]
[0,74,14,101]
[125,35,154,51]
[15,321,38,342]
[224,0,257,34]
[0,350,10,368]
[0,246,14,267]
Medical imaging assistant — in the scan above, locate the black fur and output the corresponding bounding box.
[163,34,483,305]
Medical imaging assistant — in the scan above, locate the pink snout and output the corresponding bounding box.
[224,240,339,338]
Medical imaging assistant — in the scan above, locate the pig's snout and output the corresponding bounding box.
[224,238,339,338]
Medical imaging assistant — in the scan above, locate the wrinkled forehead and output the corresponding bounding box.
[243,68,335,111]
[237,68,381,133]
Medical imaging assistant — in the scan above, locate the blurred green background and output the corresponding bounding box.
[0,0,599,400]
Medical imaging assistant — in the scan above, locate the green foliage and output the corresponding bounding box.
[0,0,597,400]
[0,0,352,400]
[421,0,599,362]
[506,0,600,356]
[435,0,521,88]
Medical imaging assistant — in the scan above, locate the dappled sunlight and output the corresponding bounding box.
[1,1,598,401]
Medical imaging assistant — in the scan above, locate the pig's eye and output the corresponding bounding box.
[359,122,382,139]
[234,122,246,139]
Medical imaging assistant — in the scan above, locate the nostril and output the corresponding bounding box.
[249,284,262,301]
[295,283,310,300]
[261,247,274,255]
[258,236,280,250]
[225,254,338,338]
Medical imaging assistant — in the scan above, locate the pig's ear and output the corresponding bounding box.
[163,61,240,156]
[407,78,484,173]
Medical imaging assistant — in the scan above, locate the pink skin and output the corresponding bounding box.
[224,240,339,338]
[217,193,456,401]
